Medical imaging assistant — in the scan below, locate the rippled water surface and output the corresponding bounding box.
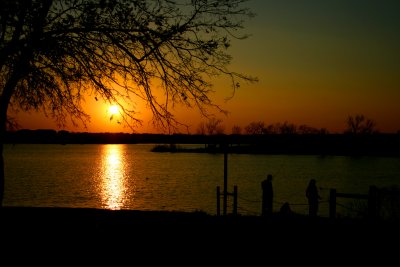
[4,144,400,217]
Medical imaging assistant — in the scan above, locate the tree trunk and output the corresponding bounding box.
[0,0,52,207]
[0,71,20,207]
[0,143,4,207]
[0,98,9,207]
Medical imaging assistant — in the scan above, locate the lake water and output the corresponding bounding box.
[3,144,400,217]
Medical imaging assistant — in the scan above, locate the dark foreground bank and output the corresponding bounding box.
[1,206,398,237]
[1,206,398,262]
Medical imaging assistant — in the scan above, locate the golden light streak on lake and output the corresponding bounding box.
[100,144,127,210]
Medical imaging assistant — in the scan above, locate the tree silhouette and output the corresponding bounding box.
[207,118,225,135]
[345,114,377,135]
[196,121,207,135]
[0,0,256,206]
[231,124,242,135]
[276,121,297,134]
[245,121,265,135]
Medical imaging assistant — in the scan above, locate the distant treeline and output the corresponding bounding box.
[3,129,400,157]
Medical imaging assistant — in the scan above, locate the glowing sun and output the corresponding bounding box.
[109,105,119,115]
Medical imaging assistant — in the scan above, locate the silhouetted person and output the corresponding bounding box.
[306,179,322,217]
[280,202,292,216]
[261,174,273,216]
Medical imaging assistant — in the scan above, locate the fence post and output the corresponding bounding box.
[223,150,228,216]
[368,185,379,220]
[233,185,238,216]
[329,188,336,219]
[216,186,220,216]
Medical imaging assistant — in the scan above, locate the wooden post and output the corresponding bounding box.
[368,185,379,220]
[261,181,265,216]
[329,188,336,219]
[223,149,228,216]
[233,185,238,216]
[216,186,220,216]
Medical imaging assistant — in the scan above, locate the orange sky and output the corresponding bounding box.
[11,0,400,134]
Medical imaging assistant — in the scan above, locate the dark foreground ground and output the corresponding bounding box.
[1,206,399,263]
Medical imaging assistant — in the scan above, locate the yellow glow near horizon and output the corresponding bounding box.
[109,105,119,115]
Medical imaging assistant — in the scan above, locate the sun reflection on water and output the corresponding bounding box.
[100,144,127,209]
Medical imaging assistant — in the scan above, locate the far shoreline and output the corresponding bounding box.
[4,129,400,157]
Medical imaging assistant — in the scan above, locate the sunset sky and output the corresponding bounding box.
[12,0,400,134]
